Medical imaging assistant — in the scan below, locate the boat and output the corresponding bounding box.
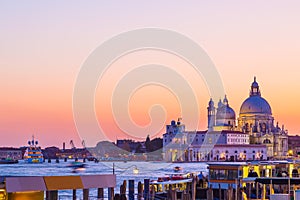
[0,158,18,164]
[173,166,183,173]
[150,172,194,193]
[67,161,86,169]
[67,161,87,173]
[23,136,43,163]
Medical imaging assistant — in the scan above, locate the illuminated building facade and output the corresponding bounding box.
[237,77,288,158]
[163,77,287,161]
[163,119,266,162]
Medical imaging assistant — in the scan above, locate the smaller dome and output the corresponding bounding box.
[216,105,236,120]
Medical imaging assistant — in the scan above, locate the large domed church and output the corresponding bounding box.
[208,77,288,158]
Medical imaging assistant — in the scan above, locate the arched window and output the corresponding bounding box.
[262,123,266,133]
[245,123,250,133]
[263,139,271,144]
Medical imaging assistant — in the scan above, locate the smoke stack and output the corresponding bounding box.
[63,142,65,150]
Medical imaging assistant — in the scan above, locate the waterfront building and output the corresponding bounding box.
[163,77,287,161]
[163,119,266,162]
[55,148,91,159]
[0,147,22,160]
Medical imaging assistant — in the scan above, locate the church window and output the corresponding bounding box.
[245,123,250,133]
[262,123,266,133]
[263,139,271,144]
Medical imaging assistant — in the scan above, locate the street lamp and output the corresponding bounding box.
[133,166,139,174]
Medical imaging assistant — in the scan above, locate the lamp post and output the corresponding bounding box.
[112,163,139,175]
[113,163,115,175]
[133,166,139,174]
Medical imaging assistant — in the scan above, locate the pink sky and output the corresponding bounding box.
[0,1,300,147]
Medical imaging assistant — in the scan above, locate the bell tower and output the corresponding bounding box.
[207,98,216,130]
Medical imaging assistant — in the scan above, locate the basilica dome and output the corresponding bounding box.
[240,96,272,115]
[239,77,272,115]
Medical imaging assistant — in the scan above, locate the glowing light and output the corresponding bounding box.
[133,167,139,174]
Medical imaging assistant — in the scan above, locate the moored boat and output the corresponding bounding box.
[0,158,18,164]
[173,166,183,173]
[150,172,194,194]
[23,136,43,163]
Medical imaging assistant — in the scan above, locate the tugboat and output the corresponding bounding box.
[24,136,43,163]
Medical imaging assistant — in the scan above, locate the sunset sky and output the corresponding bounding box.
[1,1,300,147]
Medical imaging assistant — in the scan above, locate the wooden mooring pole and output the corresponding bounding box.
[129,180,134,200]
[108,187,115,200]
[72,189,76,200]
[97,188,104,199]
[83,188,89,200]
[137,181,143,200]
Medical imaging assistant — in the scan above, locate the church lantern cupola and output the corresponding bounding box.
[250,76,261,96]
